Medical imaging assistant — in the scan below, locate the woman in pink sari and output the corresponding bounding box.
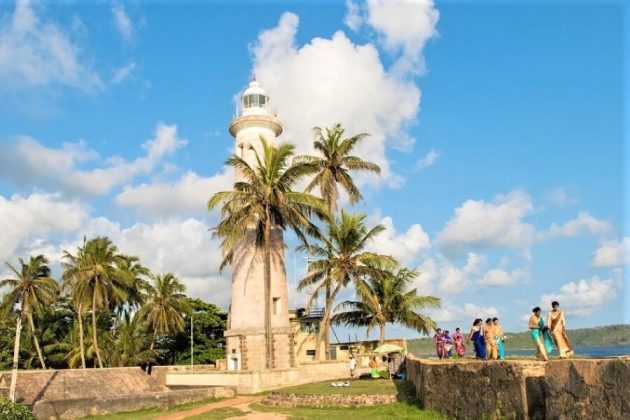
[435,328,445,359]
[452,327,467,357]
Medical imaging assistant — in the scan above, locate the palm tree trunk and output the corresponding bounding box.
[26,312,47,369]
[379,322,386,345]
[77,304,86,369]
[315,282,342,361]
[263,217,273,369]
[9,316,22,402]
[324,284,331,360]
[92,290,104,368]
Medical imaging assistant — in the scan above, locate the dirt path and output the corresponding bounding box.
[155,395,288,420]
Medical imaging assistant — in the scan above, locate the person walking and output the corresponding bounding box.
[349,356,357,380]
[547,301,574,358]
[493,318,506,360]
[484,318,498,360]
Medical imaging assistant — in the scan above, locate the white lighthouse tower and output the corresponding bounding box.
[224,80,295,371]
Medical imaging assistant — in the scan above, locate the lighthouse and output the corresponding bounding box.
[224,80,295,371]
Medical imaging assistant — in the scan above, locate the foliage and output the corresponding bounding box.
[251,402,445,420]
[0,397,35,420]
[333,267,440,343]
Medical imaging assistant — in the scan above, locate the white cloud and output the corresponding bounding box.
[344,0,362,31]
[420,253,485,294]
[115,169,234,217]
[0,123,187,195]
[367,215,430,266]
[0,0,102,91]
[437,190,535,254]
[365,0,439,73]
[592,238,629,267]
[429,301,499,324]
[414,148,440,170]
[0,192,89,264]
[478,268,525,287]
[539,212,611,240]
[538,273,622,317]
[112,61,136,84]
[250,9,437,188]
[112,3,133,41]
[545,186,577,207]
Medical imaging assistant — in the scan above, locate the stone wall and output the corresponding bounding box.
[261,392,401,408]
[32,386,234,419]
[405,356,629,420]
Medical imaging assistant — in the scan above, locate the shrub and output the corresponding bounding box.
[0,397,35,420]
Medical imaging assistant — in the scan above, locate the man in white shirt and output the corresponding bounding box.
[348,356,357,379]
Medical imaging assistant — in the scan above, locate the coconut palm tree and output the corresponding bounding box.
[295,123,381,356]
[61,237,130,368]
[1,255,59,369]
[209,138,326,368]
[295,123,381,214]
[332,267,440,344]
[298,211,395,360]
[138,273,191,349]
[108,312,158,367]
[115,255,151,316]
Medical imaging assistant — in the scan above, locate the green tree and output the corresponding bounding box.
[296,123,381,214]
[298,211,395,360]
[0,255,59,369]
[332,267,440,344]
[61,237,131,368]
[295,123,381,357]
[209,138,326,368]
[114,255,151,316]
[108,313,157,367]
[138,273,191,349]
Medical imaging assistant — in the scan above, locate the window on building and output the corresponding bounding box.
[306,350,316,356]
[301,321,319,333]
[339,345,349,351]
[273,297,280,315]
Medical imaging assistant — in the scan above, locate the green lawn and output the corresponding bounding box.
[275,378,413,395]
[252,402,445,419]
[81,397,223,419]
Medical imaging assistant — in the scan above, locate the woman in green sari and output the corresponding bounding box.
[528,307,553,361]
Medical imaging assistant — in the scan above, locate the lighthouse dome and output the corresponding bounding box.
[241,80,271,116]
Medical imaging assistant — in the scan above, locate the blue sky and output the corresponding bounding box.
[0,0,626,337]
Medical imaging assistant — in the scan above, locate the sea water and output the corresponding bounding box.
[506,344,630,358]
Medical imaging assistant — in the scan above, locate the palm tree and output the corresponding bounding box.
[1,255,59,369]
[138,273,191,349]
[298,211,395,360]
[61,237,131,368]
[332,267,440,344]
[108,312,158,367]
[295,123,381,215]
[115,255,151,315]
[295,123,381,356]
[209,138,326,368]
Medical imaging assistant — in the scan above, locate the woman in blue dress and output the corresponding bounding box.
[529,307,554,361]
[468,318,486,359]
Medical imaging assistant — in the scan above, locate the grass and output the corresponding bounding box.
[251,402,446,419]
[183,407,244,419]
[81,397,223,419]
[276,377,413,395]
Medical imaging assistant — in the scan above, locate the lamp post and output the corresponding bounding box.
[9,302,22,403]
[190,311,194,372]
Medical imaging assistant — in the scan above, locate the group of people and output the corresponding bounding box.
[434,301,573,361]
[528,301,574,361]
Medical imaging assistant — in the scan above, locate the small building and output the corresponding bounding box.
[288,307,326,363]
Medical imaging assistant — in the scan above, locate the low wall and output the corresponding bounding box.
[405,356,629,419]
[165,361,369,394]
[32,386,234,419]
[261,392,401,408]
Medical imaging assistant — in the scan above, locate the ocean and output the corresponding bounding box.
[505,344,630,358]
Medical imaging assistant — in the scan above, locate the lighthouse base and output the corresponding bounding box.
[225,327,295,371]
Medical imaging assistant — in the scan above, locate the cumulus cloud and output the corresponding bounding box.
[367,215,430,265]
[429,301,499,324]
[592,238,629,267]
[115,169,234,217]
[0,0,102,91]
[539,212,611,240]
[478,268,526,287]
[0,123,187,195]
[420,253,485,294]
[111,61,136,84]
[343,0,362,31]
[414,148,440,170]
[545,186,577,207]
[437,191,535,255]
[0,192,89,264]
[250,8,437,188]
[538,273,622,317]
[112,3,133,41]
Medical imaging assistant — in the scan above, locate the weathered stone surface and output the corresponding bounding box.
[261,392,408,408]
[405,356,629,420]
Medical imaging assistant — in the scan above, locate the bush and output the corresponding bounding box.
[0,397,35,420]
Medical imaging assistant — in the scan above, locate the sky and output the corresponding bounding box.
[0,0,627,338]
